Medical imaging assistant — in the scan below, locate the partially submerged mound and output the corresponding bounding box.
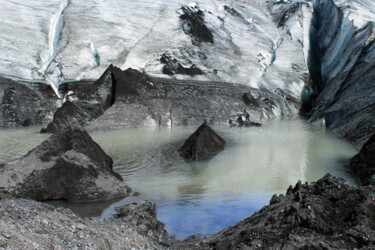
[350,134,375,185]
[0,126,130,201]
[198,175,375,249]
[178,121,225,160]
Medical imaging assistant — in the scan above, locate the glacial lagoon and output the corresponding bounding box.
[0,117,357,239]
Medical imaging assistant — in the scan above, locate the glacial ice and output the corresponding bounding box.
[0,0,314,98]
[307,0,375,147]
[0,0,373,110]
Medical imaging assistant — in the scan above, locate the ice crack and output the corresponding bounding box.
[40,0,70,97]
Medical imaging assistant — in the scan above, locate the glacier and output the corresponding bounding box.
[308,0,375,147]
[0,0,374,147]
[0,0,312,97]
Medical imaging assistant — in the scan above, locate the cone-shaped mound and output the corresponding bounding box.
[178,121,225,160]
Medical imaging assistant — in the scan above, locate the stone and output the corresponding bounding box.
[111,66,150,98]
[0,126,130,202]
[0,198,165,249]
[350,133,375,185]
[115,201,168,245]
[242,93,258,106]
[178,121,225,160]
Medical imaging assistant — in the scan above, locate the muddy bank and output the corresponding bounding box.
[350,133,375,186]
[2,174,374,249]
[0,198,167,249]
[175,174,375,249]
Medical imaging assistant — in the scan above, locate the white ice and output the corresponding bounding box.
[0,0,372,98]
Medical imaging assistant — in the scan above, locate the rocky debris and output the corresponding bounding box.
[269,2,303,27]
[179,5,214,45]
[229,109,262,127]
[350,133,375,185]
[242,93,258,106]
[308,0,375,148]
[115,201,168,245]
[0,198,165,249]
[160,53,203,76]
[190,174,375,249]
[0,77,55,127]
[224,5,248,24]
[59,66,114,108]
[178,121,225,160]
[0,126,130,202]
[86,68,299,131]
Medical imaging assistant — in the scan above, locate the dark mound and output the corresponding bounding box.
[350,133,375,185]
[0,126,130,202]
[42,101,91,133]
[43,65,116,133]
[178,121,225,160]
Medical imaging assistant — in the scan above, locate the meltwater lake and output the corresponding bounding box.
[0,117,357,239]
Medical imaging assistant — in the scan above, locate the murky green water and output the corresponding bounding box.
[91,118,357,239]
[0,118,358,239]
[0,126,50,164]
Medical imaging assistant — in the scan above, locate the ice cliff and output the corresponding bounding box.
[0,0,311,97]
[0,0,374,146]
[308,0,375,147]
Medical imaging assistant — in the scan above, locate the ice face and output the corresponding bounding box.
[0,0,372,98]
[0,0,315,98]
[307,0,375,147]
